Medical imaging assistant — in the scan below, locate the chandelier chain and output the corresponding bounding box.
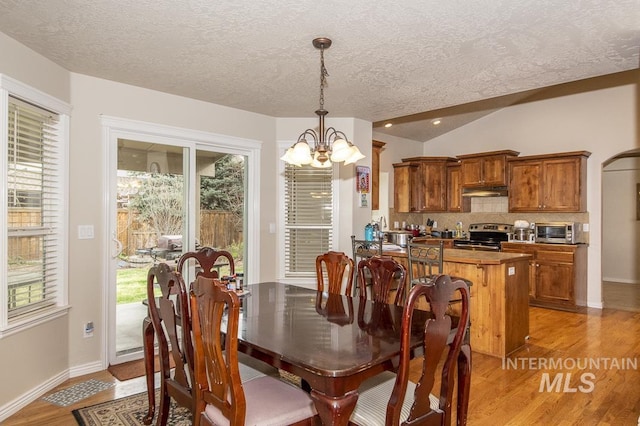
[319,46,329,110]
[280,37,364,167]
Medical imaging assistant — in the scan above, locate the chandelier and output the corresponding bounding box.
[280,37,365,168]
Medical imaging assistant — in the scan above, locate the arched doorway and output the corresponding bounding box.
[602,149,640,311]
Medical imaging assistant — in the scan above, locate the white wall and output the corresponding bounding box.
[69,73,279,370]
[0,32,72,410]
[603,156,640,283]
[375,81,639,308]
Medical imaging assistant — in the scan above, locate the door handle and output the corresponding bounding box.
[112,236,123,259]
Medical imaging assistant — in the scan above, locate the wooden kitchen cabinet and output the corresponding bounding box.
[501,242,587,311]
[393,162,417,213]
[393,157,456,213]
[446,162,470,212]
[457,150,519,188]
[371,140,385,210]
[508,151,590,212]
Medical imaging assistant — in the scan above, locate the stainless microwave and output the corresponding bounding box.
[534,222,582,244]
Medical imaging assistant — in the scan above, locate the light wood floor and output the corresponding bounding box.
[4,306,640,425]
[603,281,640,312]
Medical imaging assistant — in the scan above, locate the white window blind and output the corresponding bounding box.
[284,163,333,277]
[6,96,63,322]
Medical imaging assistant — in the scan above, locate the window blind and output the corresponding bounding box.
[284,164,333,277]
[6,96,62,321]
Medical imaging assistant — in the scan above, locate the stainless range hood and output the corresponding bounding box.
[461,186,508,197]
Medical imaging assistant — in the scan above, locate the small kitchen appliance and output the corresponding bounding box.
[510,220,535,242]
[534,222,582,244]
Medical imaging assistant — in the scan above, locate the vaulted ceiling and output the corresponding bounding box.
[0,0,637,141]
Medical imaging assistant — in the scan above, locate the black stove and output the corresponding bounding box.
[453,223,513,251]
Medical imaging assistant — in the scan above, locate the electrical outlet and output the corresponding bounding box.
[83,321,94,338]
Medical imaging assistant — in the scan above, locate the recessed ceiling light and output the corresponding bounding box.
[384,123,393,128]
[431,119,441,126]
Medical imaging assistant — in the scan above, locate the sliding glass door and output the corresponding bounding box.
[106,125,251,366]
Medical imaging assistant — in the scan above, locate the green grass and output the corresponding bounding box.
[117,267,148,304]
[116,243,244,304]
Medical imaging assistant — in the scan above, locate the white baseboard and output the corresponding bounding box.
[0,370,68,422]
[602,277,640,285]
[588,301,603,309]
[0,360,105,422]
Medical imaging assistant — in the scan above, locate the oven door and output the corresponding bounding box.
[453,240,501,251]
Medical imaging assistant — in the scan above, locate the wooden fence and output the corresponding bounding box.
[117,209,241,256]
[8,208,242,261]
[8,209,41,261]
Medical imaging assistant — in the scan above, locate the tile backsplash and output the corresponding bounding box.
[471,196,509,212]
[387,197,590,242]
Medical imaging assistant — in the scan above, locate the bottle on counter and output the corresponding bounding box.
[364,223,374,241]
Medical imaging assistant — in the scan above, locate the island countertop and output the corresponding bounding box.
[383,247,532,265]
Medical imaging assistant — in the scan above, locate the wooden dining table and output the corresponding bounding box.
[143,281,469,426]
[232,282,431,426]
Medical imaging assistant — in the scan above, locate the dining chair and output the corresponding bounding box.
[315,251,355,296]
[351,235,384,296]
[177,246,235,281]
[351,235,384,260]
[350,274,471,426]
[406,240,444,287]
[406,239,473,410]
[177,247,279,375]
[190,275,319,426]
[357,255,407,305]
[145,263,194,426]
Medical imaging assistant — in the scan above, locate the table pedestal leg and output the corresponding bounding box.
[310,389,358,426]
[142,317,155,425]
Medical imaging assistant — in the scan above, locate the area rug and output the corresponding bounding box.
[108,355,175,381]
[72,390,191,426]
[42,379,115,407]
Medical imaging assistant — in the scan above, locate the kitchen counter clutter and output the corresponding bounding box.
[385,248,531,358]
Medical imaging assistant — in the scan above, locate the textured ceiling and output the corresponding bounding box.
[0,0,637,141]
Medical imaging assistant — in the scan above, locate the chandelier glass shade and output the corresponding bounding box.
[281,37,365,168]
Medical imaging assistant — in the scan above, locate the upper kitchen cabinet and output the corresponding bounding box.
[508,151,591,212]
[446,162,470,212]
[371,140,385,210]
[393,157,456,213]
[458,150,520,188]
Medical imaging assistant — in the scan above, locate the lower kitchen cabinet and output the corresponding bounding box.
[501,242,587,311]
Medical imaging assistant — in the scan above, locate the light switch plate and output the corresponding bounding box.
[78,225,94,239]
[508,267,515,275]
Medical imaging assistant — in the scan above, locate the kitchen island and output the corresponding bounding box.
[384,248,531,358]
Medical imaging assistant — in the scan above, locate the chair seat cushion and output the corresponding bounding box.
[202,375,317,426]
[350,371,441,426]
[238,352,278,382]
